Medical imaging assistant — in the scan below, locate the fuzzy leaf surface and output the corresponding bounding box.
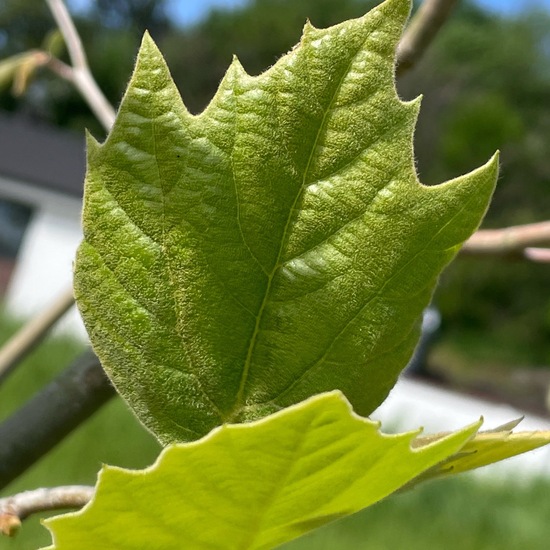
[73,0,498,442]
[42,392,482,550]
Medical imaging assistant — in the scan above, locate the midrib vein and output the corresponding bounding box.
[231,43,364,417]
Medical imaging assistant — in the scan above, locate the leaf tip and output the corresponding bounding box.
[303,18,314,32]
[140,29,156,51]
[135,29,168,76]
[229,54,246,74]
[487,149,500,169]
[473,151,500,189]
[84,128,100,152]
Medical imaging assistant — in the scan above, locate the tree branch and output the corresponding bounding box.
[0,351,115,491]
[396,0,459,76]
[462,221,550,262]
[44,0,115,131]
[0,486,94,537]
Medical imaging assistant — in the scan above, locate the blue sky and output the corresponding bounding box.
[67,0,550,27]
[476,0,550,15]
[164,0,247,26]
[164,0,550,26]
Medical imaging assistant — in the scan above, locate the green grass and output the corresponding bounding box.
[283,477,550,550]
[1,313,550,549]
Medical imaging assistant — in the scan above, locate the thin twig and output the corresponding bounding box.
[45,0,115,130]
[0,288,75,382]
[462,221,550,261]
[396,0,459,75]
[45,55,74,81]
[0,486,94,537]
[524,247,550,263]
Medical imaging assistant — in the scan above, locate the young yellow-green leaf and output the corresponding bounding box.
[0,51,41,91]
[409,421,550,485]
[73,0,498,443]
[41,392,482,550]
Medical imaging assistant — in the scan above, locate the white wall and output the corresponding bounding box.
[0,175,87,339]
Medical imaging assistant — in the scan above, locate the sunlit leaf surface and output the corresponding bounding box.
[74,0,497,444]
[42,392,483,550]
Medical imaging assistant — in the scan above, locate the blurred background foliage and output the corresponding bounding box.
[398,3,550,374]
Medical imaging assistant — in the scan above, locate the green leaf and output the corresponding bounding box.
[73,0,498,443]
[42,392,483,550]
[409,420,550,485]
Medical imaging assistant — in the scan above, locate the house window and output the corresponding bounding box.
[0,197,33,297]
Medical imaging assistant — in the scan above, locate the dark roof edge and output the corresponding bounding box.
[0,112,86,198]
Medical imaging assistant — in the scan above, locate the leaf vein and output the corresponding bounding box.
[231,31,375,417]
[268,189,479,402]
